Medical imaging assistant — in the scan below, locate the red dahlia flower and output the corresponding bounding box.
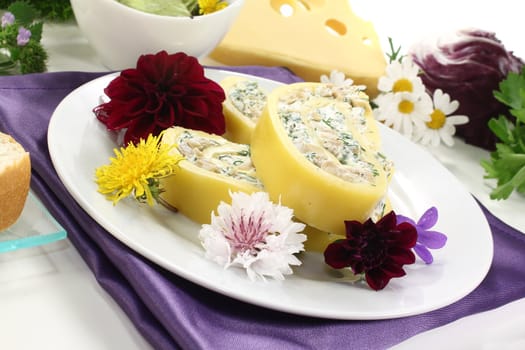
[324,212,417,291]
[94,51,226,145]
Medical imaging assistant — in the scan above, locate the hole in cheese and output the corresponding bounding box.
[280,4,294,17]
[324,18,347,36]
[362,36,372,46]
[271,0,323,16]
[271,0,295,17]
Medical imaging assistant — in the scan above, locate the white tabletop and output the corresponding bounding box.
[1,3,525,348]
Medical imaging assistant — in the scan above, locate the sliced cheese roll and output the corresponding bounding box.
[251,82,393,236]
[160,126,262,224]
[303,197,393,252]
[220,76,267,144]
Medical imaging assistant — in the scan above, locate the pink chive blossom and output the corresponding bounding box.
[199,191,307,281]
[17,27,31,46]
[396,207,447,264]
[1,12,14,28]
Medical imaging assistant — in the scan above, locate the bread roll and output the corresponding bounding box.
[0,132,31,231]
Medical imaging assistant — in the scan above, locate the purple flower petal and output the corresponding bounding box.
[396,214,416,226]
[417,207,438,229]
[414,243,434,264]
[17,27,31,46]
[1,12,14,28]
[397,207,447,264]
[418,230,448,249]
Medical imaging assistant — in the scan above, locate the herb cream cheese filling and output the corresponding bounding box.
[278,84,392,184]
[159,126,262,224]
[251,82,394,236]
[220,76,268,144]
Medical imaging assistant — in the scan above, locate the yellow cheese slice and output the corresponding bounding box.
[159,126,262,224]
[303,197,392,252]
[220,76,268,144]
[209,0,386,96]
[251,82,393,236]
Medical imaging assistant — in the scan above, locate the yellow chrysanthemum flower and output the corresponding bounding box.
[198,0,228,15]
[95,131,183,206]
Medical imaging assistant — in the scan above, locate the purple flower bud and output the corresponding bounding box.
[17,27,31,46]
[1,12,14,28]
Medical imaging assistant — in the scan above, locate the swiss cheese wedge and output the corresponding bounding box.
[220,76,268,144]
[251,82,393,236]
[209,0,386,96]
[159,126,262,224]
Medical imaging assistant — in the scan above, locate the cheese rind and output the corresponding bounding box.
[251,82,392,235]
[209,0,386,96]
[159,126,261,224]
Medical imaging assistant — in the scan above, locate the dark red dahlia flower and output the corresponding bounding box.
[94,51,226,145]
[324,211,417,291]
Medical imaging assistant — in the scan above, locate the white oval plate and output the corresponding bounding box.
[48,70,493,320]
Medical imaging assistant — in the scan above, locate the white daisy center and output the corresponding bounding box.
[393,78,413,93]
[427,109,446,129]
[398,99,414,114]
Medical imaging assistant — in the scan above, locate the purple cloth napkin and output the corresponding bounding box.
[1,67,525,350]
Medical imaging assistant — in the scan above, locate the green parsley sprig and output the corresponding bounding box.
[481,66,525,200]
[0,1,47,75]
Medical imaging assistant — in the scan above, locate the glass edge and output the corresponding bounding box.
[0,190,68,253]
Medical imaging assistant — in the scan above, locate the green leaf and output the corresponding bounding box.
[0,0,73,21]
[480,159,498,178]
[9,47,20,61]
[485,67,525,200]
[494,67,525,110]
[510,163,525,186]
[490,181,515,200]
[7,1,39,26]
[18,40,47,73]
[502,152,525,163]
[517,179,525,194]
[515,124,525,153]
[511,107,525,124]
[490,163,525,200]
[487,115,512,143]
[28,21,43,42]
[494,141,514,157]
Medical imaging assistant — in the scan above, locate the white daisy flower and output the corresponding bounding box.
[198,191,306,281]
[373,91,433,138]
[377,57,426,95]
[414,89,469,147]
[320,69,354,87]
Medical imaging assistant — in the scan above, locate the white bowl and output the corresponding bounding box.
[70,0,245,70]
